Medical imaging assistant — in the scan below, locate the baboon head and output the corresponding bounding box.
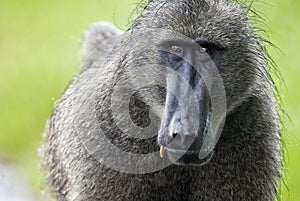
[84,0,272,169]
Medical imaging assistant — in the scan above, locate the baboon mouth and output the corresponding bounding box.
[160,112,214,166]
[165,148,214,166]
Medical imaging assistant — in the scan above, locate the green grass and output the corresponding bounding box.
[262,1,300,200]
[0,0,299,200]
[0,0,137,197]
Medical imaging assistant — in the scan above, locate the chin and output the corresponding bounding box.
[166,148,214,166]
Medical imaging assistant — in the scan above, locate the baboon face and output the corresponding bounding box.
[157,39,215,166]
[117,0,261,166]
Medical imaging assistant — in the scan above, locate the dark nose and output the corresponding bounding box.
[167,132,196,150]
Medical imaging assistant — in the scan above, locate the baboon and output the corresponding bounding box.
[41,0,282,200]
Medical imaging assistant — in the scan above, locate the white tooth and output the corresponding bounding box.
[160,146,165,158]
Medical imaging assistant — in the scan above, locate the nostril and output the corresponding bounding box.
[167,133,195,150]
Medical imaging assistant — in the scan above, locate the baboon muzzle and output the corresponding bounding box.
[158,41,212,166]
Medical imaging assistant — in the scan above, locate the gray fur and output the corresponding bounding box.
[41,0,282,200]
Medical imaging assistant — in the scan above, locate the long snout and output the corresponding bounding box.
[157,72,210,152]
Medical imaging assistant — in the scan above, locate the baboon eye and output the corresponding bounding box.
[168,45,184,62]
[199,47,207,53]
[196,40,219,57]
[171,46,184,53]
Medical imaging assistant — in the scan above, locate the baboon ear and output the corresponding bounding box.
[81,22,124,70]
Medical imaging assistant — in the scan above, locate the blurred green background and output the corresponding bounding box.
[0,0,299,200]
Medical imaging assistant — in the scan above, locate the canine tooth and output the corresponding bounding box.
[160,146,165,158]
